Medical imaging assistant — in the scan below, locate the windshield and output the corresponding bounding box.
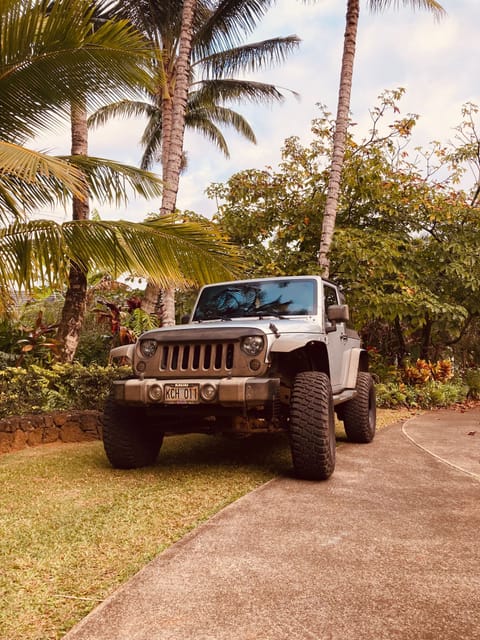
[192,279,316,321]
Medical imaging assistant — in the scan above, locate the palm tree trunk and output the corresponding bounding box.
[147,0,197,326]
[161,94,173,187]
[140,91,176,319]
[162,0,196,217]
[57,100,89,362]
[318,0,359,278]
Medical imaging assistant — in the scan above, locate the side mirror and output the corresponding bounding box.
[327,304,349,323]
[326,304,349,332]
[181,314,190,324]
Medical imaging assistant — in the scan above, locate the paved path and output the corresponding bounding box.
[64,408,480,640]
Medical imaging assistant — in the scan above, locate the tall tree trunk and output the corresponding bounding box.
[142,1,197,325]
[141,95,175,318]
[162,0,196,217]
[161,93,174,186]
[318,0,359,278]
[394,315,407,362]
[57,100,89,362]
[420,313,433,360]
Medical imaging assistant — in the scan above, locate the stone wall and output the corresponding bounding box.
[0,410,103,455]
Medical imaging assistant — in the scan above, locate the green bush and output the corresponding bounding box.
[0,363,130,418]
[0,362,470,420]
[376,379,468,409]
[366,347,400,383]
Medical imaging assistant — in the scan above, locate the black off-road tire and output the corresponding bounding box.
[102,393,164,469]
[341,372,376,443]
[288,371,336,480]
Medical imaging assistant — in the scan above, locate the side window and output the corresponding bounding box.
[323,284,339,315]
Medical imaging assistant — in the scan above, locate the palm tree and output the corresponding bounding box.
[0,0,239,349]
[318,0,445,277]
[91,0,300,323]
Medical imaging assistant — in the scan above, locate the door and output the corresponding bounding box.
[323,283,353,394]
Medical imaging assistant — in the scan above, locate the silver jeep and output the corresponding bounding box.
[103,275,376,480]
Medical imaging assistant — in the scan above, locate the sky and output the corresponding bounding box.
[36,0,479,223]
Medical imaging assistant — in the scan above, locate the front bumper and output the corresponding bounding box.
[112,376,280,409]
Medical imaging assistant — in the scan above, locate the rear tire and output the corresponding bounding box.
[288,372,336,480]
[342,372,376,443]
[103,393,164,469]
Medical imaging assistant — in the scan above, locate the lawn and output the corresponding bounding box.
[0,409,411,640]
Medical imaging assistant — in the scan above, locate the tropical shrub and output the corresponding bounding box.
[0,363,129,418]
[402,359,454,385]
[376,379,467,409]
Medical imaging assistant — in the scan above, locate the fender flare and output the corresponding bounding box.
[343,347,368,389]
[109,343,135,365]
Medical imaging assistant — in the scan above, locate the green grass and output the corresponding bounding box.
[0,408,411,640]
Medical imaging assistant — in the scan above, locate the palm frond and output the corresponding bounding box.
[0,0,153,139]
[187,105,257,151]
[0,217,240,303]
[0,142,86,223]
[140,114,164,170]
[195,0,278,54]
[0,142,83,190]
[189,78,288,105]
[368,0,445,17]
[60,156,164,204]
[0,219,69,291]
[87,100,155,130]
[196,36,301,78]
[185,117,230,157]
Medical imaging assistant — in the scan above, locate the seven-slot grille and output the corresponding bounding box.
[158,342,235,376]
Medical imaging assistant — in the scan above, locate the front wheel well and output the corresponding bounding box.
[270,342,330,386]
[359,349,369,372]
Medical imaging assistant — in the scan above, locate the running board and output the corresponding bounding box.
[333,389,357,406]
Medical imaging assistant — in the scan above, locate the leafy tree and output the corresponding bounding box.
[210,91,480,362]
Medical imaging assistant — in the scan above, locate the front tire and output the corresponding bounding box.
[103,393,164,469]
[341,372,376,443]
[288,372,336,480]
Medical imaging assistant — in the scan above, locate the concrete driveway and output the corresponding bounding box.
[64,407,480,640]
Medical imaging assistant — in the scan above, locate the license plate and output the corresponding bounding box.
[164,383,199,404]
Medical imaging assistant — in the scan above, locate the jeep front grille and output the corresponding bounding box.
[159,342,235,375]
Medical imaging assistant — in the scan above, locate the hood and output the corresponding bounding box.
[140,316,321,340]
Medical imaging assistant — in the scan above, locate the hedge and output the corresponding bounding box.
[0,363,129,419]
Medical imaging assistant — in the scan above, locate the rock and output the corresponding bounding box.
[0,410,103,453]
[0,432,13,454]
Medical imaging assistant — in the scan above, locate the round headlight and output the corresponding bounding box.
[241,335,264,356]
[140,339,157,358]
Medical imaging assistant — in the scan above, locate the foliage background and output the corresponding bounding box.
[208,91,480,367]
